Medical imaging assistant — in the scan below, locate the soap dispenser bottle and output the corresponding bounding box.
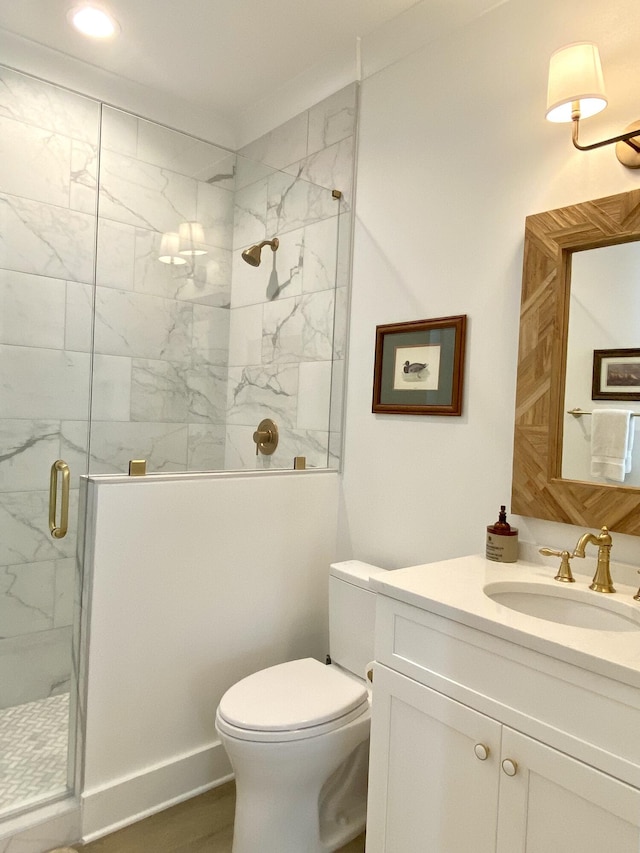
[486,505,518,563]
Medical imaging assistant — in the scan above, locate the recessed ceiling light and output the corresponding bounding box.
[68,5,119,39]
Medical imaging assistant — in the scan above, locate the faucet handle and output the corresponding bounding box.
[539,547,576,583]
[634,571,640,602]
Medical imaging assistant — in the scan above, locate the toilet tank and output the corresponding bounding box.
[329,560,387,679]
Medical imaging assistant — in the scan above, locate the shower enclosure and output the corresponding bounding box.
[0,64,355,829]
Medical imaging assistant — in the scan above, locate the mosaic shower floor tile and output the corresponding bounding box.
[0,693,69,816]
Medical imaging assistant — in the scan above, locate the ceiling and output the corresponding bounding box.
[0,0,423,121]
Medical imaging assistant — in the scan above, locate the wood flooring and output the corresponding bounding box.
[77,782,366,852]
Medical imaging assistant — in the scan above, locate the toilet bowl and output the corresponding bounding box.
[215,561,384,853]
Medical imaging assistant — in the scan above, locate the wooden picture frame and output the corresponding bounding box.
[592,348,640,401]
[372,315,466,416]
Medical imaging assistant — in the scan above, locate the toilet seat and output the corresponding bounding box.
[216,658,369,743]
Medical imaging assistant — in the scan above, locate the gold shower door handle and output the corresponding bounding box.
[49,459,70,539]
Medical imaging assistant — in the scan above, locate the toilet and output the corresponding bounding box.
[215,560,384,853]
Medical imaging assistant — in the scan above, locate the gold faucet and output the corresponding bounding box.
[539,547,575,583]
[572,526,615,593]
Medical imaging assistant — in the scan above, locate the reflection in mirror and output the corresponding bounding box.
[562,243,640,485]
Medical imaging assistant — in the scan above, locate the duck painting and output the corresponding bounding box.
[403,360,427,374]
[402,360,428,381]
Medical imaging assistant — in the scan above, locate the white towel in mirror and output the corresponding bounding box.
[590,408,635,482]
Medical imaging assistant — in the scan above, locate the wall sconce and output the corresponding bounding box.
[546,42,640,168]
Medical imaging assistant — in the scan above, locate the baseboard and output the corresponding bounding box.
[81,741,233,842]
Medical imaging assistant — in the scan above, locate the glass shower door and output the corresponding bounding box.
[89,107,347,476]
[0,65,97,819]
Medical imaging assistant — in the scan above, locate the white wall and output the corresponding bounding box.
[234,0,507,147]
[339,0,640,570]
[81,470,338,840]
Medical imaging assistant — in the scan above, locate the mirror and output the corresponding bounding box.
[511,188,640,536]
[562,242,640,486]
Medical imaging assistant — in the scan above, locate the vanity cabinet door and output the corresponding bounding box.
[496,727,640,853]
[366,664,501,853]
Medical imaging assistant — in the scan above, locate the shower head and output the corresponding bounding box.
[241,237,279,267]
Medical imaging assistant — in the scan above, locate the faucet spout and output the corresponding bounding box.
[572,526,615,593]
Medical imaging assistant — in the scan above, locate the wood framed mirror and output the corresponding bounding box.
[511,188,640,535]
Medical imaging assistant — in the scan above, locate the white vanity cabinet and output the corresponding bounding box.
[367,665,640,852]
[366,559,640,853]
[497,725,640,852]
[367,664,501,852]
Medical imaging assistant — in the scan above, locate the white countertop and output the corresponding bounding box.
[370,554,640,689]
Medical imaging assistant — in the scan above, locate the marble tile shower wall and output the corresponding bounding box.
[0,69,238,709]
[226,84,356,470]
[0,66,97,708]
[0,68,354,708]
[92,106,236,474]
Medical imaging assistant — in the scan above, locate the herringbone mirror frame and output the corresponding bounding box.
[512,189,640,535]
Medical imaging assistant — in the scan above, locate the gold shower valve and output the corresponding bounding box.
[253,418,279,456]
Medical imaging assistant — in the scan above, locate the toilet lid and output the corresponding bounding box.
[218,658,368,732]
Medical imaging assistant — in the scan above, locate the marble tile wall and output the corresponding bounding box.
[226,84,357,470]
[90,106,236,475]
[0,70,356,715]
[0,65,98,711]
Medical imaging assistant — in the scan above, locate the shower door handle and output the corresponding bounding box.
[49,459,70,539]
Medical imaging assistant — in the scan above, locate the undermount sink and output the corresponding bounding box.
[483,581,640,632]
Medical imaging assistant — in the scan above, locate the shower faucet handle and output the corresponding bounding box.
[253,418,279,456]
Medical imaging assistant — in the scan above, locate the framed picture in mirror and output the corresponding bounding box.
[592,348,640,400]
[372,315,466,415]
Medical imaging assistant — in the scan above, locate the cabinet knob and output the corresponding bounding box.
[474,743,489,761]
[501,758,518,776]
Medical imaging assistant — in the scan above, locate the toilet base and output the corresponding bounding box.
[232,741,368,853]
[219,712,370,853]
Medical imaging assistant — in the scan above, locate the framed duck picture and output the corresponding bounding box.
[372,315,467,415]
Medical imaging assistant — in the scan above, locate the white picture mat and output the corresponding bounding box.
[393,344,440,391]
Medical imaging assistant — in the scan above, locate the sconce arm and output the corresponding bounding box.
[571,114,640,153]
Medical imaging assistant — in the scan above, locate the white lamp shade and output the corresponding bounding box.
[178,221,207,255]
[158,231,186,265]
[546,42,607,123]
